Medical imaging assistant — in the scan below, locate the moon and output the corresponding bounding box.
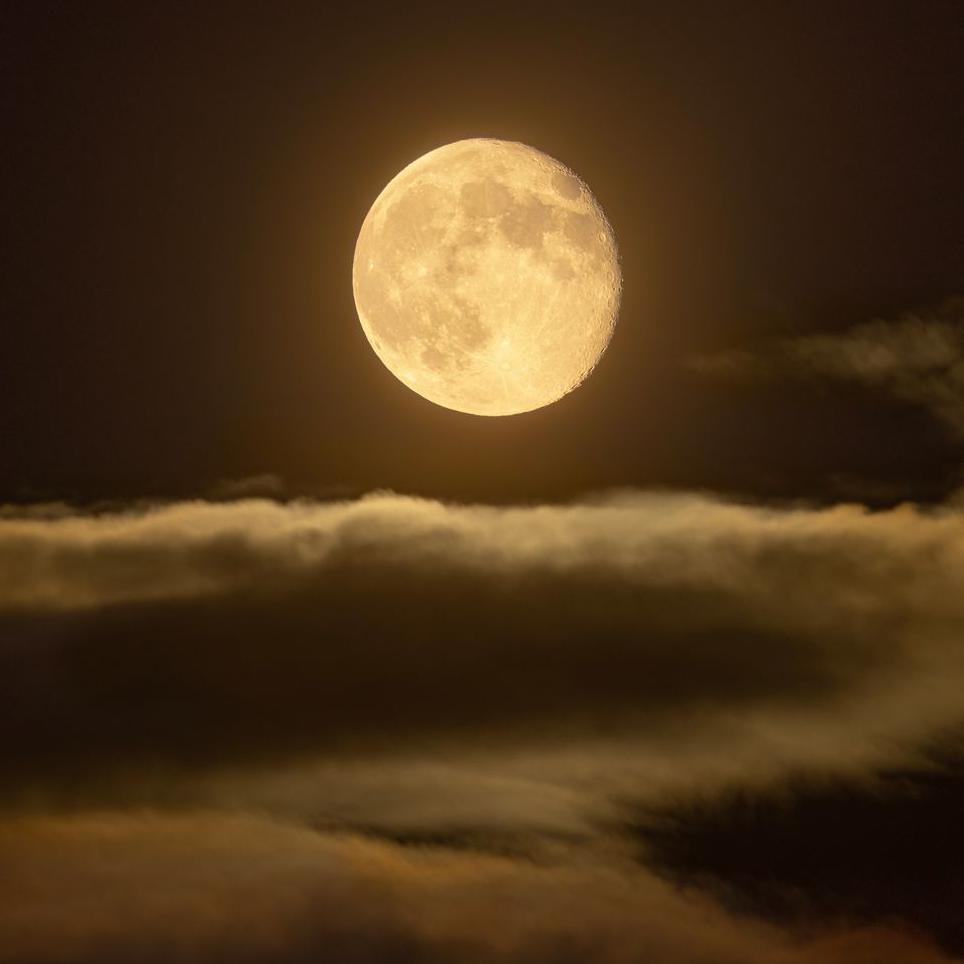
[352,138,621,416]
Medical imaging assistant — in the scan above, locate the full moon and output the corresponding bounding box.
[352,138,621,416]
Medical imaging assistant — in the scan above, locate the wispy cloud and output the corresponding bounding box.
[692,297,964,435]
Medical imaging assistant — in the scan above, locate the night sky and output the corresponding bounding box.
[2,3,964,963]
[4,2,962,503]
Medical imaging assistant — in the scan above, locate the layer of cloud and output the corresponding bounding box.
[2,491,964,793]
[1,810,954,964]
[692,297,964,435]
[4,491,964,960]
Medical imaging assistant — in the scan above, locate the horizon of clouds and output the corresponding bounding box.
[3,490,964,782]
[3,489,964,961]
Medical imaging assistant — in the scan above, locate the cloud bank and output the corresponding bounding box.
[3,491,964,789]
[2,492,964,777]
[3,491,964,961]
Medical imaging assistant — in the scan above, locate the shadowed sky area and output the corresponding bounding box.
[2,3,964,963]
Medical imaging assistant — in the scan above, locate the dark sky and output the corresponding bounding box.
[3,1,962,503]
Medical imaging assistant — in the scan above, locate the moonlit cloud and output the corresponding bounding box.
[3,492,964,778]
[691,297,964,436]
[4,491,964,960]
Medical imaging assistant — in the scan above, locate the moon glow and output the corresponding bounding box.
[352,139,621,416]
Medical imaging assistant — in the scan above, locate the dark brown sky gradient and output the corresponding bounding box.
[2,1,962,503]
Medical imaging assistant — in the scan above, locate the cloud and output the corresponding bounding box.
[207,472,288,501]
[4,491,964,960]
[1,491,964,798]
[633,743,964,957]
[692,297,964,436]
[0,810,955,964]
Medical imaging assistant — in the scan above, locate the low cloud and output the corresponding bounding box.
[633,743,964,957]
[692,297,964,436]
[207,472,288,501]
[1,491,964,791]
[4,491,964,960]
[0,811,954,964]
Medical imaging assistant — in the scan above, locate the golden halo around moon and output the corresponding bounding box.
[352,138,621,416]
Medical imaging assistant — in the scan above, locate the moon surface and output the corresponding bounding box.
[352,139,621,416]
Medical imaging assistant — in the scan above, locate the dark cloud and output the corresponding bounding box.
[691,298,964,437]
[633,741,964,956]
[0,811,955,964]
